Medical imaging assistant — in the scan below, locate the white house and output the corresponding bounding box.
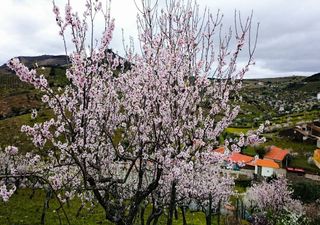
[317,92,320,101]
[248,158,280,177]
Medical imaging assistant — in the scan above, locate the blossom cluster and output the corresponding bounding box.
[7,58,48,90]
[245,177,305,222]
[0,185,16,202]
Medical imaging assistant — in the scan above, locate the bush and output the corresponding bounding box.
[291,182,320,203]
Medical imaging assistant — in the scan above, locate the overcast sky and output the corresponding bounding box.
[0,0,319,78]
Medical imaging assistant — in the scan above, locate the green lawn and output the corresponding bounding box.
[0,189,109,225]
[290,157,319,174]
[242,146,256,156]
[263,135,316,154]
[225,127,251,135]
[1,189,241,225]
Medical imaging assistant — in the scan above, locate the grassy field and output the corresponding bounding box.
[270,110,320,125]
[263,135,316,154]
[225,127,251,134]
[0,189,110,225]
[0,189,249,225]
[0,110,53,153]
[290,157,319,173]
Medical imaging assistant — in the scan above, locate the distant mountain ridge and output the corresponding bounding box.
[0,49,130,70]
[0,55,69,71]
[16,55,68,68]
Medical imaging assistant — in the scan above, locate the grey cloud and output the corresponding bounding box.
[1,0,320,77]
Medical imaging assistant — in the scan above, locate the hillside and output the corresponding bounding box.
[235,76,320,128]
[0,55,69,119]
[303,72,320,82]
[0,55,319,128]
[0,55,319,177]
[0,55,69,69]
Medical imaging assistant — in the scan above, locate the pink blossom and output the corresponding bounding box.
[4,146,18,156]
[0,185,16,202]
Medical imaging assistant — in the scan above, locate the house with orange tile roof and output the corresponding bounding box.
[247,158,280,177]
[228,152,255,170]
[264,146,289,168]
[229,152,254,164]
[213,146,225,154]
[212,147,254,170]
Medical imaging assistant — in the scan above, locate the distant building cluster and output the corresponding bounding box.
[213,146,289,178]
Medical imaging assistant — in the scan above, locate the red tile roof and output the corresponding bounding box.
[212,147,254,165]
[212,147,280,169]
[213,146,225,154]
[247,159,280,169]
[229,152,254,164]
[264,146,289,161]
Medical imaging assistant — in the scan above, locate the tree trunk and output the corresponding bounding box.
[140,205,146,225]
[153,213,161,225]
[235,198,239,222]
[147,208,162,225]
[205,193,212,225]
[146,199,162,225]
[167,181,177,225]
[41,189,52,225]
[241,200,245,220]
[181,206,187,225]
[115,221,126,225]
[174,207,178,220]
[217,199,221,225]
[76,204,84,218]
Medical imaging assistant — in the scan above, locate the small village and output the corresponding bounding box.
[214,120,320,182]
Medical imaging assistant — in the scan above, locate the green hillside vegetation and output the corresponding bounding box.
[0,59,319,174]
[1,189,242,225]
[236,76,320,128]
[0,65,68,120]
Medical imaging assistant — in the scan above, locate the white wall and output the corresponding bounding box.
[255,166,274,177]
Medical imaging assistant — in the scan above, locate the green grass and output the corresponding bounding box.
[0,189,109,225]
[242,146,256,156]
[0,189,239,225]
[225,127,251,135]
[290,157,319,174]
[271,110,320,125]
[0,110,53,153]
[0,186,252,225]
[263,135,316,154]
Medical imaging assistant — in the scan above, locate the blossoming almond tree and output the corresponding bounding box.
[245,177,305,224]
[0,0,259,224]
